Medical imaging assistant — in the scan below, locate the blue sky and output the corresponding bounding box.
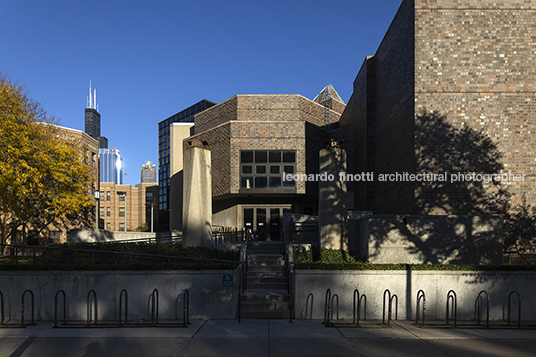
[1,0,402,185]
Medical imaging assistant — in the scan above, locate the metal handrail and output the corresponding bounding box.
[119,289,128,326]
[446,290,457,326]
[416,289,426,327]
[150,288,159,325]
[54,290,67,328]
[476,290,489,328]
[323,288,332,325]
[508,290,521,328]
[87,290,98,326]
[21,289,35,327]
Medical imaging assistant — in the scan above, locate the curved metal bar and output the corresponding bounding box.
[119,289,128,326]
[183,289,190,325]
[360,294,367,321]
[382,289,391,325]
[54,290,66,328]
[323,288,332,325]
[416,289,426,327]
[353,289,360,325]
[446,290,457,327]
[475,290,489,328]
[507,290,521,329]
[391,294,398,321]
[150,288,159,325]
[331,294,339,321]
[21,289,35,327]
[87,290,98,326]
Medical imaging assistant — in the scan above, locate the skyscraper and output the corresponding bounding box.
[84,81,108,149]
[141,161,156,183]
[99,148,124,184]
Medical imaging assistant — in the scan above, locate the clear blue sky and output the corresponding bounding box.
[1,0,402,185]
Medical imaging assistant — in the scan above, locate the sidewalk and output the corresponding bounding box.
[1,319,536,357]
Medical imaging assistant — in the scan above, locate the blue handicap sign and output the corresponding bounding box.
[223,274,233,287]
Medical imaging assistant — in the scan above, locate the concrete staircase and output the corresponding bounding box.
[240,241,291,319]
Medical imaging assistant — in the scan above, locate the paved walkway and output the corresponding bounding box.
[1,320,536,356]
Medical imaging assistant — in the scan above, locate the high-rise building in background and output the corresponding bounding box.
[99,148,124,184]
[141,161,156,183]
[84,81,108,149]
[157,99,216,231]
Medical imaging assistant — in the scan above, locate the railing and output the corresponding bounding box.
[213,229,247,244]
[446,290,457,326]
[416,289,426,327]
[507,290,521,329]
[475,290,489,328]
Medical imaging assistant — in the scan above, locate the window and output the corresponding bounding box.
[106,223,111,231]
[119,223,125,231]
[106,207,111,217]
[119,195,125,202]
[119,207,125,217]
[240,150,296,189]
[99,207,105,217]
[106,191,111,201]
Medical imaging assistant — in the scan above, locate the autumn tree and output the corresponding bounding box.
[0,73,95,246]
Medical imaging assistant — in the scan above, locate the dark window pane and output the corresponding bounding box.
[269,151,281,163]
[270,165,280,174]
[241,177,253,189]
[256,165,266,174]
[284,165,294,174]
[283,151,296,163]
[241,151,253,163]
[255,151,267,163]
[242,165,252,174]
[269,177,281,188]
[255,176,267,188]
[283,179,296,188]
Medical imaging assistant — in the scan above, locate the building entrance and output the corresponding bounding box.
[243,206,290,241]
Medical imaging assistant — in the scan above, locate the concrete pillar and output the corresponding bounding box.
[182,139,212,247]
[318,139,348,251]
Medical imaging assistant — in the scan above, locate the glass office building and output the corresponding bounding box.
[157,99,216,231]
[99,148,124,184]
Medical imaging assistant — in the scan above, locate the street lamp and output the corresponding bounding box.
[117,191,127,232]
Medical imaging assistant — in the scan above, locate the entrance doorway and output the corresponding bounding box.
[243,206,290,241]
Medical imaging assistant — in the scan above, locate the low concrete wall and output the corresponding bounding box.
[0,270,238,322]
[352,215,503,265]
[69,229,181,243]
[294,270,535,321]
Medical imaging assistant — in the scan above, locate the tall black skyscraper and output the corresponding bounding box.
[85,82,108,149]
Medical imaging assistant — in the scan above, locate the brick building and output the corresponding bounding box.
[171,87,345,238]
[339,0,536,215]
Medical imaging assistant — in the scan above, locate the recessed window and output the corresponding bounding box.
[240,150,296,189]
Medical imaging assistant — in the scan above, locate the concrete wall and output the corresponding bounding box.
[69,229,163,243]
[353,215,503,265]
[294,270,536,321]
[0,270,238,322]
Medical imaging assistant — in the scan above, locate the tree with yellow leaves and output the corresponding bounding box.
[0,73,95,246]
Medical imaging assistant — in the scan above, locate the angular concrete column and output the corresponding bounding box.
[318,139,348,251]
[182,139,212,247]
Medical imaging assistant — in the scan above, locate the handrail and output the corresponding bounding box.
[416,289,426,327]
[446,290,457,326]
[87,290,98,326]
[382,289,391,326]
[323,288,332,325]
[353,289,366,325]
[507,290,521,329]
[54,290,67,328]
[0,291,4,325]
[476,290,489,328]
[150,288,159,324]
[21,289,35,327]
[119,289,128,326]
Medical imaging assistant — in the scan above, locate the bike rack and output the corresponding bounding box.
[446,290,457,326]
[21,289,35,327]
[119,289,128,326]
[475,290,489,328]
[150,288,159,325]
[54,290,67,328]
[353,289,367,325]
[416,289,425,327]
[177,289,190,327]
[383,289,397,326]
[87,290,98,326]
[507,290,521,329]
[323,288,332,326]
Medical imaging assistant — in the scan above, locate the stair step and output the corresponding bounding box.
[239,309,291,319]
[247,276,286,284]
[246,282,287,290]
[240,300,289,310]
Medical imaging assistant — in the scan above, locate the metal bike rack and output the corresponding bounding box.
[119,289,128,326]
[87,289,98,326]
[382,289,397,326]
[150,288,159,325]
[323,288,332,326]
[353,289,367,325]
[21,289,35,327]
[475,290,489,328]
[54,290,67,328]
[507,290,521,329]
[446,290,457,327]
[416,289,426,327]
